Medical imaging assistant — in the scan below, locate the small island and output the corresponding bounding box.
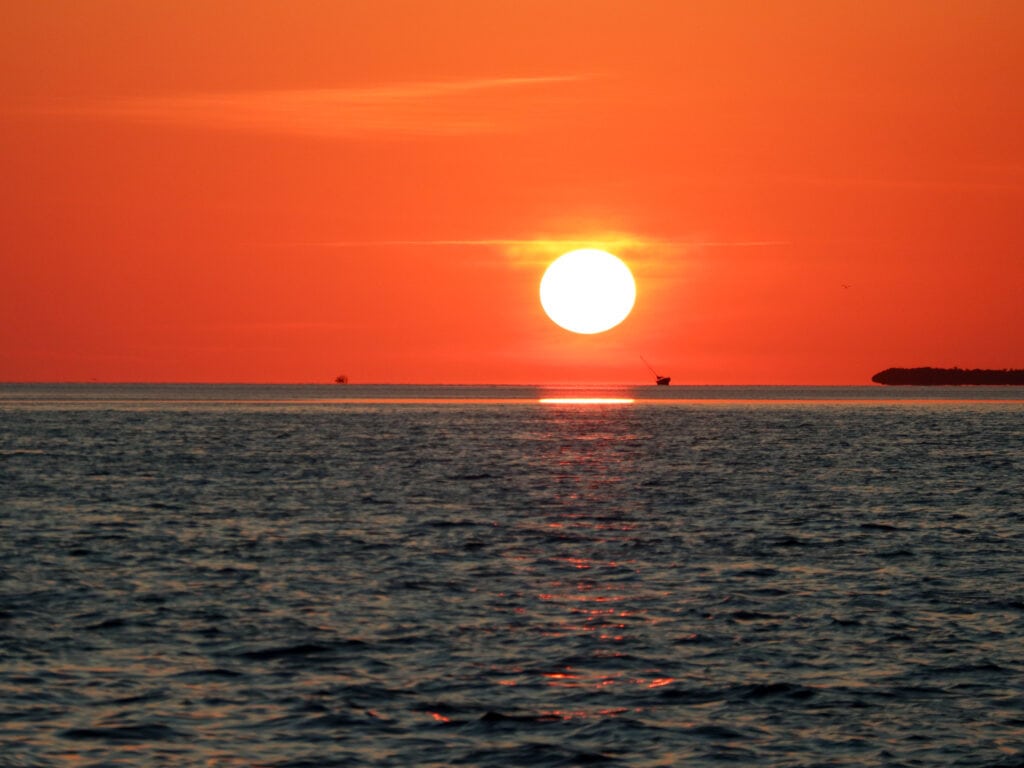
[872,367,1024,386]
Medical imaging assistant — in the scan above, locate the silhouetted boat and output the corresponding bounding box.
[334,375,349,384]
[641,355,671,386]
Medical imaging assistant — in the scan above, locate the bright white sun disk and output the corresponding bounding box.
[540,249,636,334]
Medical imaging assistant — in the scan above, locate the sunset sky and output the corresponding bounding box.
[3,1,1022,384]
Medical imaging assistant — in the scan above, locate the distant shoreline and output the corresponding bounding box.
[872,367,1024,385]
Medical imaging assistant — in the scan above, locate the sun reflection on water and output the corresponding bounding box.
[483,401,688,723]
[538,397,635,405]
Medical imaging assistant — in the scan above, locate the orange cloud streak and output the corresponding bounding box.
[56,76,588,138]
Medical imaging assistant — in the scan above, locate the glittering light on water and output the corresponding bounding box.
[538,397,635,405]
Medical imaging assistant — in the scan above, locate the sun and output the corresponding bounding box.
[539,249,636,334]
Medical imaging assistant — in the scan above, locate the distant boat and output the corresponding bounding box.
[334,375,349,384]
[641,355,671,386]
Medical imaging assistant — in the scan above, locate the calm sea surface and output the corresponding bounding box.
[2,384,1024,767]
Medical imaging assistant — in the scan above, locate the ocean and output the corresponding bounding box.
[2,384,1023,767]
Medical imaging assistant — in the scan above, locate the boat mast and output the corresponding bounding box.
[640,354,660,378]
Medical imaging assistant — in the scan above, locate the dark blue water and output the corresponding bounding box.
[2,385,1023,766]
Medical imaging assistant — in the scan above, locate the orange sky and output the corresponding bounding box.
[2,0,1022,384]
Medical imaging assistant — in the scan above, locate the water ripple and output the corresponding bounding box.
[1,390,1023,765]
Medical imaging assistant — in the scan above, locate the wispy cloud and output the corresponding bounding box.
[272,236,790,269]
[61,75,586,138]
[301,238,788,248]
[300,238,790,261]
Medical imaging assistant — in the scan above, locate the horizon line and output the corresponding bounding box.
[1,380,884,387]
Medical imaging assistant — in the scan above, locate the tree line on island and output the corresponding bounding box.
[872,367,1024,385]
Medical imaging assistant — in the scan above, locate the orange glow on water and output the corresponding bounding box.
[538,398,635,405]
[648,677,676,689]
[542,671,578,680]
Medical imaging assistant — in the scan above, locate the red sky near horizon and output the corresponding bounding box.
[2,1,1022,385]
